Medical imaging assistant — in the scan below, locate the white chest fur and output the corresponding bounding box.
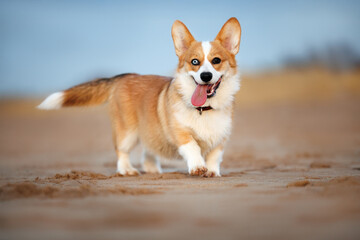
[172,69,240,150]
[174,102,232,149]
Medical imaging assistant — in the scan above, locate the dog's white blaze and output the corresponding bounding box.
[37,92,64,110]
[206,147,223,176]
[178,140,206,173]
[202,41,211,56]
[188,41,222,85]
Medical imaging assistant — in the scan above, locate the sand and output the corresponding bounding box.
[1,69,360,240]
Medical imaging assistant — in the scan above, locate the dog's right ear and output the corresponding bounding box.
[215,17,241,55]
[171,20,195,57]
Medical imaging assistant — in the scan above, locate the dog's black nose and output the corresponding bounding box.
[200,72,212,82]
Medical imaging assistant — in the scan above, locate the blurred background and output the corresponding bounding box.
[0,0,360,97]
[1,1,360,239]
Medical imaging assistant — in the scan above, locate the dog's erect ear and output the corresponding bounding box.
[171,20,195,57]
[215,17,241,55]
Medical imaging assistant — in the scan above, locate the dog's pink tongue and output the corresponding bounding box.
[191,84,208,106]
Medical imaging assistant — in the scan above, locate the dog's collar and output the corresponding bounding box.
[195,106,213,115]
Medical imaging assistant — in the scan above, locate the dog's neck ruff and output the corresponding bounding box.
[195,106,213,115]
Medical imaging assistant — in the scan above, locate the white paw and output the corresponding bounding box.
[143,163,162,174]
[117,167,140,176]
[203,170,221,178]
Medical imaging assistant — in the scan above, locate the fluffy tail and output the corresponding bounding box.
[37,73,134,110]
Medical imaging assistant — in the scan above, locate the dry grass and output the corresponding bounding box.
[236,67,360,107]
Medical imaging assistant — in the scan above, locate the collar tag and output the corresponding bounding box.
[195,106,213,115]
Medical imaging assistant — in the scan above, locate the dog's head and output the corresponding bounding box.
[172,18,241,109]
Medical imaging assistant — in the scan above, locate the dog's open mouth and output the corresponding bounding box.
[191,77,222,107]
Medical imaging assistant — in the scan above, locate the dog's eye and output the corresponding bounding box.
[212,57,221,64]
[191,59,200,66]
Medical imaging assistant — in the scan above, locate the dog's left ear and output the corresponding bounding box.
[171,20,195,57]
[215,17,241,55]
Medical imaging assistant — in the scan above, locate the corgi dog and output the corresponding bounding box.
[38,18,241,177]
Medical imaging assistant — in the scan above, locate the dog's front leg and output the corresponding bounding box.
[178,139,207,176]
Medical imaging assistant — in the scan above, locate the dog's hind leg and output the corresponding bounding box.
[114,129,140,176]
[109,98,140,176]
[142,150,162,174]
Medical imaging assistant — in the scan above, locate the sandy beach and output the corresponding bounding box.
[1,69,360,240]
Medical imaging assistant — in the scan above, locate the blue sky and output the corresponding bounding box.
[1,0,360,96]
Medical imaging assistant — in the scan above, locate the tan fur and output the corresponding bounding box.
[60,72,227,159]
[109,74,180,159]
[108,73,209,159]
[62,74,134,107]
